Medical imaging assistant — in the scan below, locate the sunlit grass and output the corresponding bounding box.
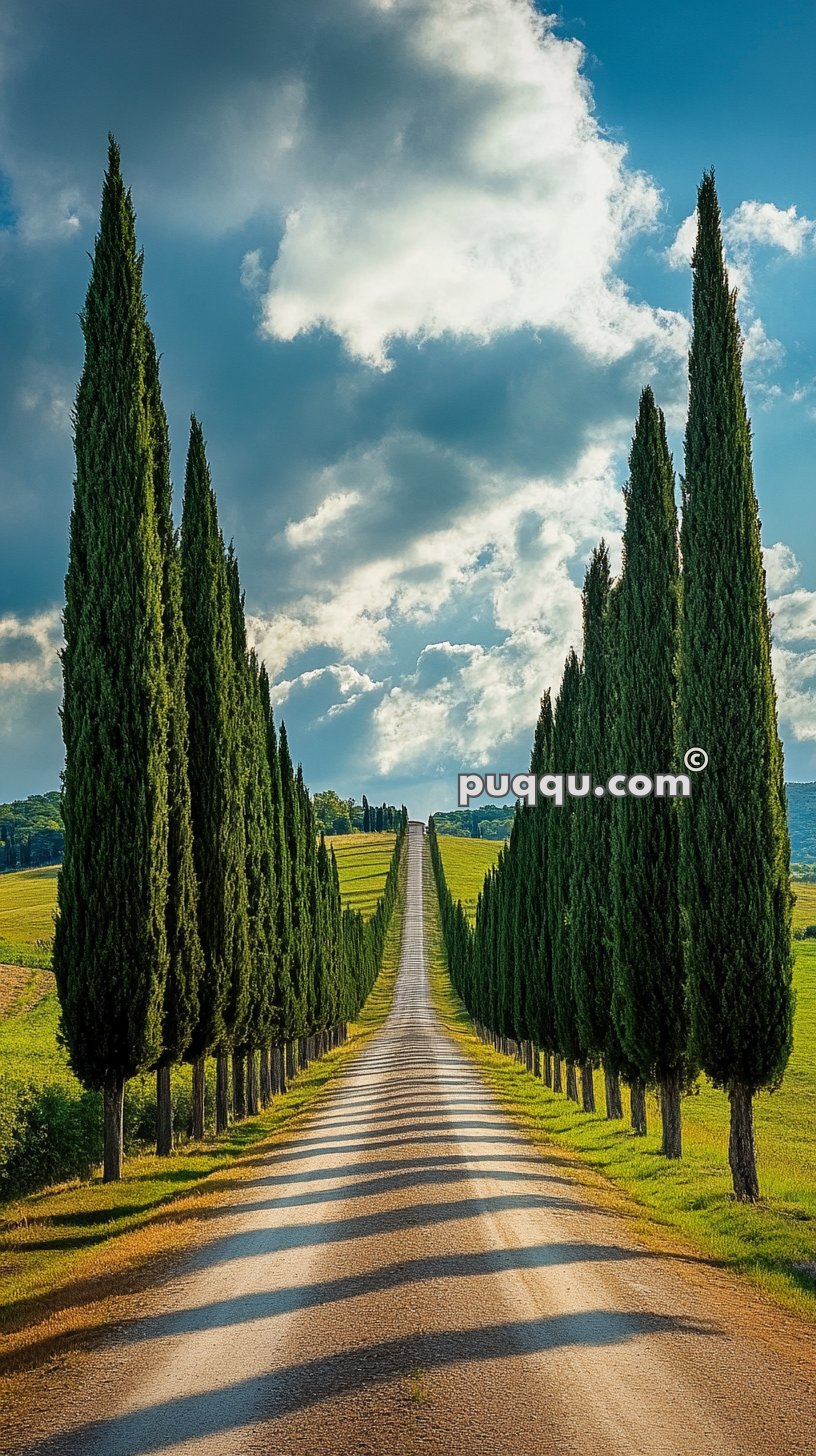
[0,866,58,969]
[327,831,396,919]
[426,840,816,1321]
[436,835,502,923]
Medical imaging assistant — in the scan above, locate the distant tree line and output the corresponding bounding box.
[54,139,407,1182]
[310,791,402,837]
[431,807,513,841]
[0,792,64,868]
[430,174,793,1204]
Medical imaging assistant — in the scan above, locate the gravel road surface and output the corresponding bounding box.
[19,822,816,1455]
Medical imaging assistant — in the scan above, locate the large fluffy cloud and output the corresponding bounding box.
[242,0,683,369]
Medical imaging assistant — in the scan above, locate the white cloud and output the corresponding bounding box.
[764,542,802,595]
[727,200,816,256]
[251,439,622,768]
[665,211,697,271]
[765,547,816,745]
[0,608,62,695]
[284,489,362,548]
[267,662,382,715]
[243,0,682,369]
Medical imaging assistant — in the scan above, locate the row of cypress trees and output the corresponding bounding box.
[361,797,401,833]
[431,171,793,1202]
[54,138,407,1181]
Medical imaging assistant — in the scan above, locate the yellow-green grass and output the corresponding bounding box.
[0,866,58,969]
[792,878,816,932]
[327,831,396,919]
[427,839,816,1320]
[0,848,406,1370]
[437,834,502,922]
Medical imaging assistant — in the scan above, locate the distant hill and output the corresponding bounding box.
[788,782,816,876]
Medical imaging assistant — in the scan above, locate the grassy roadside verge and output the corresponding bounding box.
[422,839,816,1324]
[0,846,407,1378]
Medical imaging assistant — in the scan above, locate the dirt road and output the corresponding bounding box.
[18,822,816,1454]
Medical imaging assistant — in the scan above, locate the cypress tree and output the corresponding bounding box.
[279,722,308,1063]
[180,418,247,1137]
[258,683,295,1093]
[678,172,793,1200]
[526,693,556,1077]
[363,795,370,833]
[611,388,686,1155]
[569,547,623,1117]
[54,138,170,1181]
[144,329,203,1157]
[548,650,583,1103]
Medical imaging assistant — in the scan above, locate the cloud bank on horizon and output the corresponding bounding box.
[1,0,815,816]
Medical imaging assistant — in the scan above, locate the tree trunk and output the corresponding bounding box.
[630,1076,647,1136]
[580,1060,596,1113]
[542,1051,552,1087]
[156,1063,173,1156]
[552,1055,563,1093]
[277,1044,287,1094]
[565,1060,579,1102]
[285,1040,296,1082]
[103,1075,125,1182]
[232,1051,246,1121]
[247,1051,259,1116]
[215,1052,230,1134]
[728,1082,759,1201]
[259,1048,271,1107]
[192,1055,206,1140]
[603,1064,623,1120]
[660,1067,682,1158]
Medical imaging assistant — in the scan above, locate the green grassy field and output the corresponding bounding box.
[429,837,816,1318]
[0,846,407,1367]
[436,835,502,921]
[0,866,58,969]
[327,831,396,918]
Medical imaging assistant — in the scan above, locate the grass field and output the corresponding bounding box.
[428,837,816,1319]
[327,831,396,918]
[436,835,502,921]
[0,845,407,1373]
[0,866,58,969]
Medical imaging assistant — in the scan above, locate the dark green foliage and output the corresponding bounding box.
[180,419,248,1058]
[548,651,584,1065]
[0,793,63,867]
[526,693,556,1052]
[145,329,203,1069]
[611,389,686,1087]
[54,136,169,1092]
[570,545,622,1068]
[225,544,279,1061]
[678,173,793,1104]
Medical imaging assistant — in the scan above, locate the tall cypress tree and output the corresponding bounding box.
[180,418,247,1137]
[678,172,793,1199]
[548,650,583,1103]
[526,693,556,1077]
[570,546,624,1117]
[279,722,308,1067]
[611,388,686,1156]
[144,329,203,1157]
[54,138,169,1181]
[225,549,273,1118]
[258,675,295,1092]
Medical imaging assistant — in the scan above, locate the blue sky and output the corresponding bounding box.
[2,0,815,819]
